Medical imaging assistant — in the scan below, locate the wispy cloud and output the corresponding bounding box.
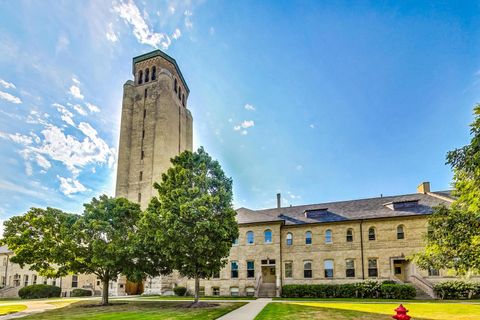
[184,10,193,30]
[113,0,179,50]
[233,120,255,135]
[0,90,22,104]
[85,102,100,113]
[69,84,84,100]
[106,22,119,42]
[0,79,16,89]
[73,104,87,116]
[244,103,255,111]
[172,28,181,40]
[57,175,87,195]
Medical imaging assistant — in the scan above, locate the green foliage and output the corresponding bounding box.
[414,104,480,274]
[433,281,479,299]
[18,284,61,299]
[141,147,238,303]
[281,282,415,299]
[70,288,92,297]
[173,286,188,296]
[2,195,147,305]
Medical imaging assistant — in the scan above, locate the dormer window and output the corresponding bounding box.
[304,208,328,219]
[384,199,419,210]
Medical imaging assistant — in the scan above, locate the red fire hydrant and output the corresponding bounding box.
[392,304,411,320]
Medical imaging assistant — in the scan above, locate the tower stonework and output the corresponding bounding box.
[116,50,193,209]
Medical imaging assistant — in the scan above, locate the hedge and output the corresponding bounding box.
[433,281,480,300]
[71,288,92,297]
[18,284,61,299]
[173,286,188,296]
[281,281,415,299]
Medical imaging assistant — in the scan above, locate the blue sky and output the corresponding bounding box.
[0,1,478,222]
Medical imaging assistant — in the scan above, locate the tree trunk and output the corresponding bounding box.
[194,275,200,304]
[101,277,109,305]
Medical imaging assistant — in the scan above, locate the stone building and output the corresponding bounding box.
[174,182,478,298]
[115,49,193,209]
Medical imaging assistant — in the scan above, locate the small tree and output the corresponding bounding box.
[414,104,480,274]
[2,195,147,305]
[143,147,238,305]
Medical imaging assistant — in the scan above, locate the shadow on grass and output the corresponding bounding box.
[21,300,247,320]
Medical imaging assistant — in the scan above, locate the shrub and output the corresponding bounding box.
[18,284,61,299]
[380,284,416,299]
[433,281,477,299]
[282,282,415,299]
[70,288,92,297]
[173,286,187,296]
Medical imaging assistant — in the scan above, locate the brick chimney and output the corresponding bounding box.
[417,181,430,194]
[277,193,281,209]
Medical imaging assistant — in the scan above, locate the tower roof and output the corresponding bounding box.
[133,49,190,94]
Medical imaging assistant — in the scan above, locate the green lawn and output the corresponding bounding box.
[255,302,480,320]
[139,295,256,300]
[0,304,27,315]
[21,300,246,320]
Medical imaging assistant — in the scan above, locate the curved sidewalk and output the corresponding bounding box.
[217,298,271,320]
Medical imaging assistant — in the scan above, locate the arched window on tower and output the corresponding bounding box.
[182,94,185,107]
[178,86,182,100]
[151,66,156,80]
[145,68,150,83]
[138,70,143,84]
[174,78,178,93]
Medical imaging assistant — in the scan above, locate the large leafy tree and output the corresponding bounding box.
[2,195,148,305]
[414,104,480,274]
[142,147,238,305]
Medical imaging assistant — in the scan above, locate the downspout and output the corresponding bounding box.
[360,220,365,280]
[4,255,9,287]
[278,222,283,297]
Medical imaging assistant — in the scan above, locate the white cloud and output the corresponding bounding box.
[56,34,69,53]
[233,120,255,131]
[244,103,255,111]
[35,154,51,170]
[0,79,15,89]
[0,90,22,104]
[309,124,315,129]
[168,6,176,14]
[57,175,87,195]
[8,133,33,145]
[69,85,84,100]
[241,130,248,135]
[73,104,88,116]
[53,103,75,126]
[72,77,80,85]
[106,23,119,42]
[85,102,100,113]
[296,164,303,171]
[172,28,181,40]
[184,10,193,30]
[31,123,116,176]
[209,26,215,35]
[113,0,176,50]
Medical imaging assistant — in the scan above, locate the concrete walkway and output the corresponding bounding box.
[0,300,58,319]
[217,298,271,320]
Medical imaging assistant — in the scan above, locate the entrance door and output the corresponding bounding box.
[393,260,405,282]
[262,266,276,283]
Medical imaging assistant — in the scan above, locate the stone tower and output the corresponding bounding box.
[115,50,193,209]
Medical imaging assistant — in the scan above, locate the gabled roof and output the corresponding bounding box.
[235,191,454,226]
[132,49,190,94]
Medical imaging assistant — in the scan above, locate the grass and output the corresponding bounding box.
[255,301,480,320]
[139,295,256,300]
[0,304,27,315]
[21,300,247,319]
[273,297,480,303]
